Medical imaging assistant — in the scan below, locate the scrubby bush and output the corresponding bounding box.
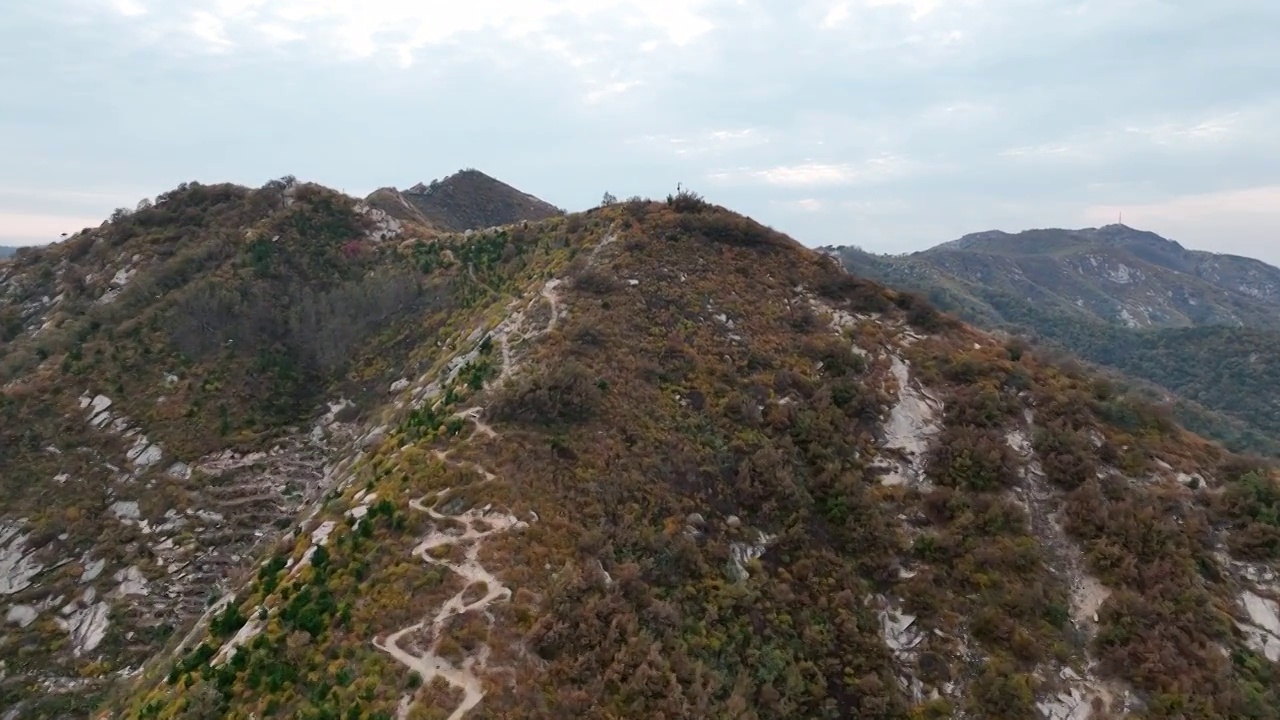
[488,361,604,427]
[665,187,711,214]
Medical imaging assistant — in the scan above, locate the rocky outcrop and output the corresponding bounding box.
[0,523,42,596]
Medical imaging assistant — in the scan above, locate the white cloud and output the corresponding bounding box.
[585,79,643,105]
[817,0,965,28]
[95,0,720,63]
[999,105,1276,166]
[85,0,724,103]
[757,163,861,186]
[843,198,911,215]
[709,156,916,187]
[188,10,232,50]
[774,198,824,212]
[863,0,957,21]
[820,2,851,28]
[628,128,767,156]
[254,21,304,45]
[1125,113,1244,147]
[917,101,995,125]
[111,0,147,16]
[999,142,1092,161]
[14,0,1277,261]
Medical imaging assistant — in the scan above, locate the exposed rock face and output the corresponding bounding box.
[728,530,774,582]
[5,604,37,628]
[108,501,140,520]
[113,566,149,598]
[355,202,404,241]
[0,524,42,596]
[58,600,110,655]
[1239,591,1280,661]
[876,354,942,487]
[1037,686,1096,720]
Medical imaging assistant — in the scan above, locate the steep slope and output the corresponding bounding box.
[361,188,436,230]
[48,191,1279,719]
[0,177,441,717]
[829,232,1280,456]
[366,169,563,234]
[9,188,1280,719]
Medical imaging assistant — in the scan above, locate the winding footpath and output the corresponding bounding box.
[371,264,583,718]
[372,480,527,720]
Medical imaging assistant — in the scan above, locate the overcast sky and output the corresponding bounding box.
[3,1,1278,263]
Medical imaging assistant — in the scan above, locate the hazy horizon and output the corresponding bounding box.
[4,1,1278,264]
[2,171,1280,267]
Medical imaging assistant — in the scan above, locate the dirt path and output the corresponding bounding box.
[453,407,498,439]
[369,273,564,717]
[373,478,526,720]
[585,230,618,267]
[432,449,497,483]
[539,279,562,334]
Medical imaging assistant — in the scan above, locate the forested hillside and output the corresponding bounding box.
[830,232,1280,457]
[4,185,1280,720]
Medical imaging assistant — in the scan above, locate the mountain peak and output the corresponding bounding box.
[935,229,1013,251]
[1089,223,1186,250]
[404,169,494,196]
[368,168,563,233]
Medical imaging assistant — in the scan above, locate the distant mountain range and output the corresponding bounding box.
[0,246,17,258]
[836,224,1280,331]
[827,225,1280,456]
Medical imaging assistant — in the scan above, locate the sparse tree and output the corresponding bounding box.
[601,192,617,207]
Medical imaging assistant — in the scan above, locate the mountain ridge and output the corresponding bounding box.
[906,224,1280,323]
[827,227,1280,456]
[4,182,1280,719]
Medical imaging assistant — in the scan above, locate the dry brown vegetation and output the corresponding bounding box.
[5,182,1280,720]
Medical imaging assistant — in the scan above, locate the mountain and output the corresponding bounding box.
[913,224,1280,329]
[0,247,18,259]
[827,227,1280,456]
[364,168,564,234]
[5,185,1280,719]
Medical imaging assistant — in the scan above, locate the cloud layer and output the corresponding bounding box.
[3,0,1278,262]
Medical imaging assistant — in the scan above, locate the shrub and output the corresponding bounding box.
[815,273,895,314]
[571,267,620,295]
[1034,421,1098,490]
[928,426,1019,491]
[894,291,950,333]
[676,212,788,249]
[665,187,711,214]
[488,361,604,427]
